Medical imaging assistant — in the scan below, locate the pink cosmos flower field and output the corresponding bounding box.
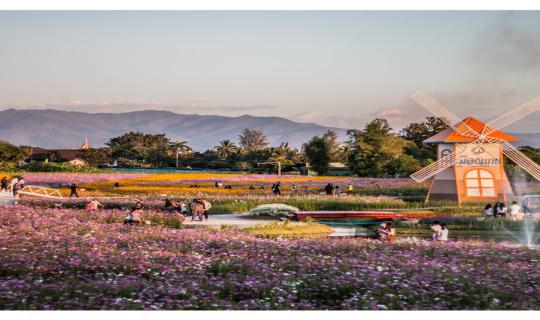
[1,205,539,310]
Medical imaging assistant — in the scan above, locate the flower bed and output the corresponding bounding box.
[4,172,149,186]
[1,206,539,310]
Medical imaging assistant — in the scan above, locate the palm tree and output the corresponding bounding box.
[215,140,238,160]
[169,140,192,169]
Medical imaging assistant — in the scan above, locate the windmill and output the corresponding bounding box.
[409,91,540,204]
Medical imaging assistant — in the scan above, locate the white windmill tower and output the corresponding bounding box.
[409,91,540,204]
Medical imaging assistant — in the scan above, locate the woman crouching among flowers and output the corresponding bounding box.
[124,199,144,225]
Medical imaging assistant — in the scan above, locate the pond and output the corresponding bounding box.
[317,218,540,244]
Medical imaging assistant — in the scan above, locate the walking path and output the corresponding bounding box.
[183,213,275,227]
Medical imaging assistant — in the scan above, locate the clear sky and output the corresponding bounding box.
[2,11,540,131]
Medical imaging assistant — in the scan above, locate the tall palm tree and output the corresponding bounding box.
[169,140,192,169]
[215,140,238,160]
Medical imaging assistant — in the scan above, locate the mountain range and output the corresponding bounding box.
[1,109,538,150]
[0,109,347,150]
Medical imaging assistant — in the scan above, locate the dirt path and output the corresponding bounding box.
[183,213,275,227]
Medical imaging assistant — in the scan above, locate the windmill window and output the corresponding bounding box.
[465,169,496,197]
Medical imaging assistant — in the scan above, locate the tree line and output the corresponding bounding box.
[2,117,540,177]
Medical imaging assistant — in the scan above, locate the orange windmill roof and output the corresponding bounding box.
[423,117,520,144]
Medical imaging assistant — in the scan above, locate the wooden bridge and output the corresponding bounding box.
[18,185,63,199]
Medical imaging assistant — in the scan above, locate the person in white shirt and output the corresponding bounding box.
[9,177,18,195]
[510,201,521,220]
[438,223,449,241]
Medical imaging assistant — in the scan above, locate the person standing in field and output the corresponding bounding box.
[522,196,534,216]
[202,199,212,221]
[9,176,18,195]
[324,183,333,195]
[1,177,8,192]
[347,183,353,195]
[510,201,521,220]
[69,183,79,198]
[272,182,281,196]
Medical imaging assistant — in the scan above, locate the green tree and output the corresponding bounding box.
[347,118,421,177]
[400,117,449,164]
[304,135,331,175]
[169,140,193,169]
[106,132,173,166]
[238,128,269,152]
[79,148,112,166]
[0,140,29,162]
[215,140,238,160]
[322,130,341,162]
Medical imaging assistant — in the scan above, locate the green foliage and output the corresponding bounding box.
[0,140,29,162]
[238,128,269,151]
[400,117,449,165]
[304,135,331,175]
[215,140,238,159]
[78,148,112,166]
[0,161,18,172]
[20,162,99,172]
[106,131,177,166]
[347,119,421,177]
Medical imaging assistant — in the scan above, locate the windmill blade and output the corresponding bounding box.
[410,91,479,139]
[501,140,540,181]
[482,96,540,137]
[410,141,478,182]
[410,152,457,182]
[410,140,488,182]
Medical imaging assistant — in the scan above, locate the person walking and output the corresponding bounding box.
[272,182,281,196]
[69,183,79,198]
[1,177,8,192]
[202,199,212,221]
[334,185,340,196]
[522,196,534,216]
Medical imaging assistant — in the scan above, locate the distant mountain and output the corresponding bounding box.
[0,109,347,150]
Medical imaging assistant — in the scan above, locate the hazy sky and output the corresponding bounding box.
[2,11,540,132]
